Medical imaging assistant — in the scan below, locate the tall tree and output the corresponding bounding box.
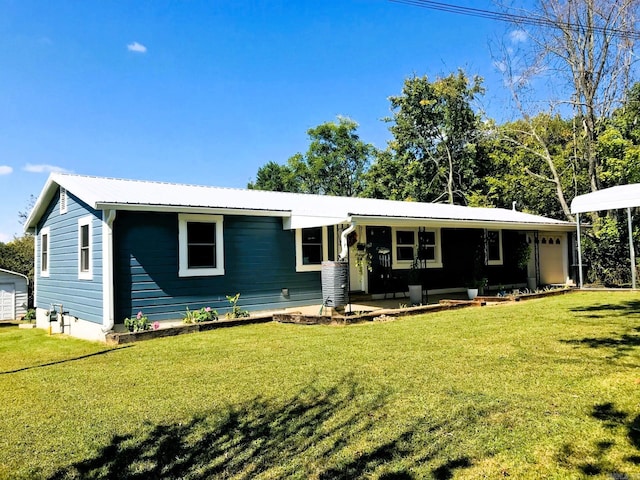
[367,70,484,204]
[474,114,583,219]
[248,161,301,192]
[249,117,376,197]
[498,0,639,200]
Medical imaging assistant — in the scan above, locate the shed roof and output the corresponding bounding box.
[26,173,574,231]
[571,183,640,214]
[0,268,28,283]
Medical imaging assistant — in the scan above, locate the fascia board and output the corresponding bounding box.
[350,215,576,231]
[95,202,292,218]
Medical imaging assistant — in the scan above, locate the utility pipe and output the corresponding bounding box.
[339,222,356,261]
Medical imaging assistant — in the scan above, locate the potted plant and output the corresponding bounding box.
[407,259,422,305]
[466,278,487,300]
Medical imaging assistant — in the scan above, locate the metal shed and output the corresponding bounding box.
[0,268,29,320]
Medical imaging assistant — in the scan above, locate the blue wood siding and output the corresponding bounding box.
[36,189,103,323]
[114,212,322,322]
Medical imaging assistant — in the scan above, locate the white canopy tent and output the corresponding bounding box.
[570,184,640,289]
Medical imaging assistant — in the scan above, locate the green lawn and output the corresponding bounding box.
[1,292,639,479]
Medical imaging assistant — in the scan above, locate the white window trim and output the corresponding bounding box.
[59,187,68,214]
[178,214,225,277]
[486,229,503,266]
[391,227,443,269]
[78,216,93,280]
[295,226,329,272]
[40,226,50,277]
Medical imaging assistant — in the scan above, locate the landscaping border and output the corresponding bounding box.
[104,288,575,344]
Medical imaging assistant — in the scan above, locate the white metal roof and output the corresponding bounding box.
[571,183,640,214]
[25,173,574,231]
[0,268,29,283]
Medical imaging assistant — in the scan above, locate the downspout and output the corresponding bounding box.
[101,209,117,333]
[339,222,356,261]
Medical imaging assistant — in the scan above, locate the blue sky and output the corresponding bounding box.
[0,0,527,241]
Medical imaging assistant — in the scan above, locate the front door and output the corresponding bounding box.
[539,233,567,285]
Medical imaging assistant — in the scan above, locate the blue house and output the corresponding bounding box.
[25,173,575,341]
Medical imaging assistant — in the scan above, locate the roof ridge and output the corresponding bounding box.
[54,172,370,201]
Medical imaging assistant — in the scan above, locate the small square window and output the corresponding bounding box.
[187,222,217,269]
[295,226,328,272]
[301,227,323,265]
[395,230,415,262]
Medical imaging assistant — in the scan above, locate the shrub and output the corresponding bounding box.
[225,294,249,319]
[183,306,218,324]
[124,311,151,332]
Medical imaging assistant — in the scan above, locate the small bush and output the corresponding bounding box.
[124,311,151,332]
[183,307,218,324]
[225,294,249,319]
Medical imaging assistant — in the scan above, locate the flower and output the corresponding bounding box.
[153,321,160,330]
[205,307,211,312]
[136,311,143,320]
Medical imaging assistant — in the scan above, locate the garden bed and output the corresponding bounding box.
[105,314,272,345]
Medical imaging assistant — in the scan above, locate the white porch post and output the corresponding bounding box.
[628,207,636,289]
[576,213,583,289]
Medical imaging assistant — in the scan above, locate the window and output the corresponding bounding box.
[40,227,50,277]
[392,227,442,269]
[395,230,415,262]
[418,230,437,262]
[78,216,93,279]
[178,214,224,277]
[295,226,329,272]
[486,230,503,266]
[59,187,68,214]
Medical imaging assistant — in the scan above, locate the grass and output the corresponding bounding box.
[1,291,639,479]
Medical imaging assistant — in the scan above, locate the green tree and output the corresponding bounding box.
[491,113,585,220]
[249,117,376,197]
[367,70,484,204]
[498,0,639,196]
[247,161,301,192]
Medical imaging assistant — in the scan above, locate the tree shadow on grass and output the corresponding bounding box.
[570,301,640,319]
[560,332,640,360]
[557,402,640,477]
[48,377,474,480]
[0,346,134,375]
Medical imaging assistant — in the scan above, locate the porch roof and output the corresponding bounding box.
[26,173,574,231]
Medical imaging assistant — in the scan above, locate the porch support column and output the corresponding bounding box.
[102,209,117,332]
[628,207,636,289]
[576,213,583,289]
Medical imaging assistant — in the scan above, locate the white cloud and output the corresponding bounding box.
[23,163,70,174]
[0,166,13,175]
[510,30,528,44]
[127,41,147,53]
[0,232,12,243]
